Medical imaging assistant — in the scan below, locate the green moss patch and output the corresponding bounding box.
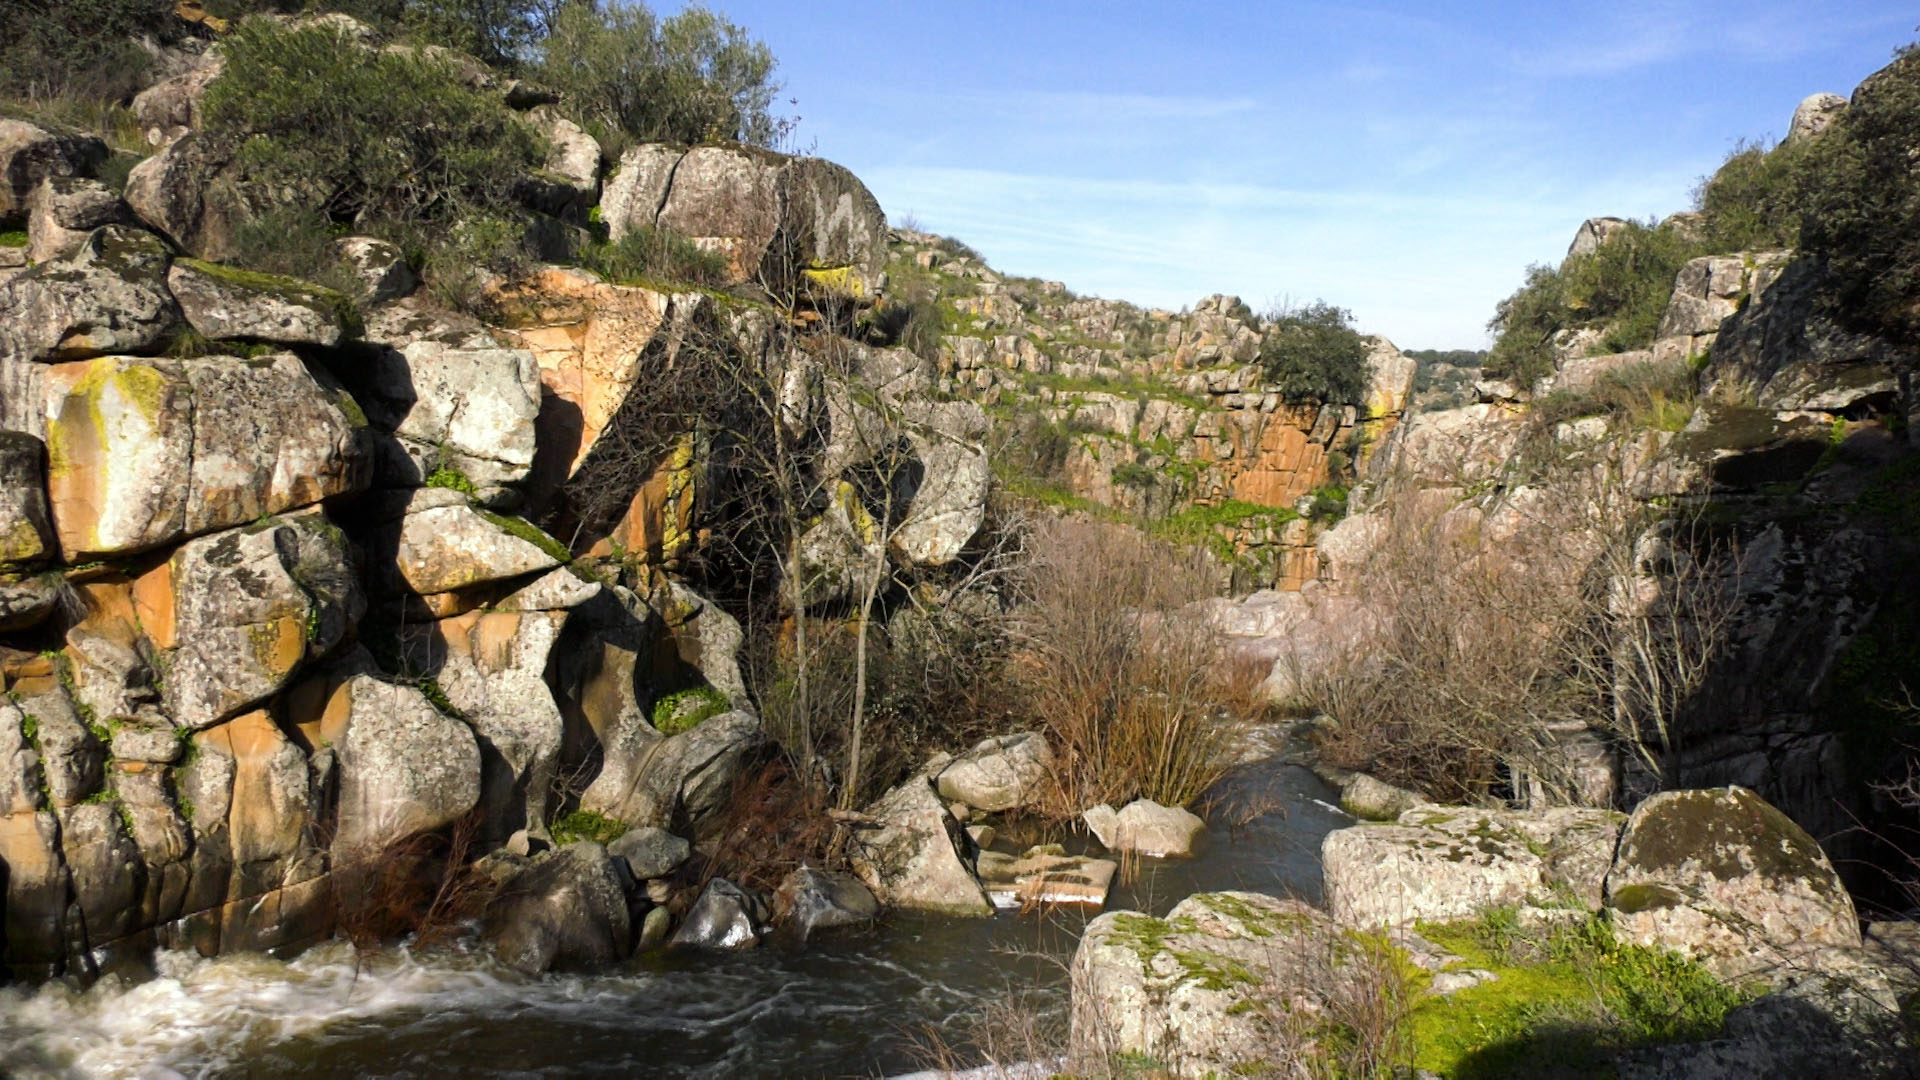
[0,230,28,248]
[551,809,627,846]
[1408,910,1750,1078]
[650,685,729,735]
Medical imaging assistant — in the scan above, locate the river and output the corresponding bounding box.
[0,759,1348,1080]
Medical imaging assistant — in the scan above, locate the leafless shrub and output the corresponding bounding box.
[1014,519,1251,820]
[1304,438,1736,803]
[329,810,494,953]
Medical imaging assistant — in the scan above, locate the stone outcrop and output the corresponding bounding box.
[41,351,369,559]
[0,120,107,218]
[167,259,348,347]
[600,144,888,298]
[1604,786,1860,982]
[26,177,131,263]
[0,225,180,367]
[1321,804,1624,927]
[1072,892,1366,1078]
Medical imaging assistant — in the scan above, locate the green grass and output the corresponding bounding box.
[551,809,627,846]
[0,230,27,249]
[1406,909,1751,1078]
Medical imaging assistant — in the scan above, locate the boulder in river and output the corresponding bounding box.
[1082,798,1206,858]
[848,773,993,917]
[774,867,879,942]
[482,842,632,973]
[671,877,766,949]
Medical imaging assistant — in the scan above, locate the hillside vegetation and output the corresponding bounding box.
[1487,47,1920,384]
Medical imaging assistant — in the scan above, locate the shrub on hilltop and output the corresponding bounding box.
[532,1,792,153]
[204,18,541,228]
[1259,300,1372,406]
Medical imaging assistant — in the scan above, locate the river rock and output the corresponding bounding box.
[976,846,1116,909]
[1604,786,1861,982]
[1337,772,1423,821]
[0,224,180,366]
[1071,891,1365,1078]
[0,119,106,217]
[483,842,633,973]
[608,826,690,881]
[0,432,54,568]
[1322,804,1624,928]
[580,708,762,836]
[671,877,766,949]
[935,732,1052,813]
[774,867,879,942]
[849,775,993,916]
[1082,798,1207,858]
[27,176,129,263]
[167,259,347,347]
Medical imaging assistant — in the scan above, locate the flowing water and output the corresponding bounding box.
[0,759,1349,1080]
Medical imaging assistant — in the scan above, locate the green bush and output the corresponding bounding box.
[2,0,184,103]
[533,1,791,152]
[1259,300,1371,405]
[203,18,541,230]
[1694,138,1819,252]
[1800,43,1920,344]
[1486,222,1702,384]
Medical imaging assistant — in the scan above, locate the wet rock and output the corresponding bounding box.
[167,259,347,347]
[1337,772,1423,822]
[774,867,879,941]
[0,225,180,366]
[976,846,1116,909]
[848,774,992,917]
[637,904,672,950]
[672,877,767,949]
[1605,786,1860,983]
[1082,798,1207,858]
[935,732,1052,813]
[0,119,106,217]
[483,843,632,973]
[608,826,690,881]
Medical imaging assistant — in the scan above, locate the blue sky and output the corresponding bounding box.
[681,2,1915,350]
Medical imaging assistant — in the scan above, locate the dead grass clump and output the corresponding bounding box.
[1015,519,1250,820]
[329,810,494,952]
